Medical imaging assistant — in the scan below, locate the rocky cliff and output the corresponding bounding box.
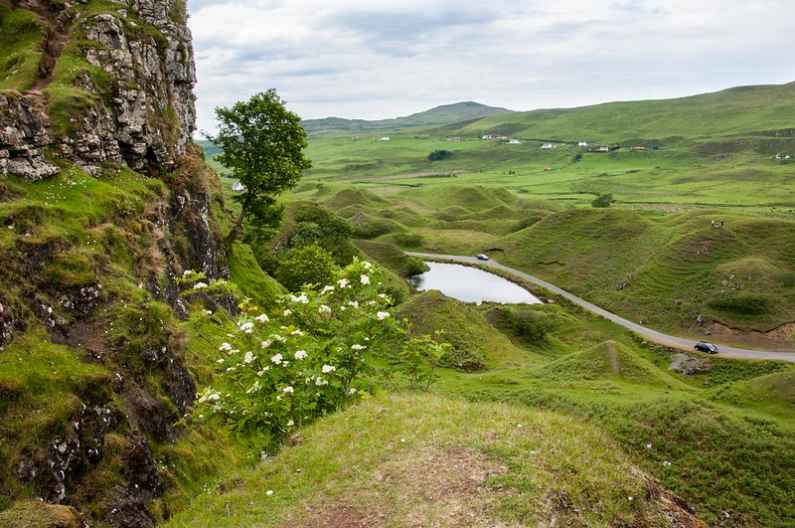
[1,0,196,180]
[0,1,230,526]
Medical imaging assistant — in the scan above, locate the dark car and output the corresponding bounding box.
[476,254,490,261]
[694,341,719,354]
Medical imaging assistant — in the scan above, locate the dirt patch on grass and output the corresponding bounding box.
[707,321,795,350]
[283,447,518,528]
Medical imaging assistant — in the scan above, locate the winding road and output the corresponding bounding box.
[407,252,795,364]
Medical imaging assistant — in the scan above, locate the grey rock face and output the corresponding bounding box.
[0,94,60,180]
[670,353,712,375]
[0,0,196,179]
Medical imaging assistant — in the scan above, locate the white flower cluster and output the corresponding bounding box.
[198,388,221,403]
[289,293,309,304]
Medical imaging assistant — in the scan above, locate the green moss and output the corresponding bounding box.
[228,243,285,307]
[0,330,110,500]
[0,7,44,91]
[43,249,97,287]
[0,501,81,528]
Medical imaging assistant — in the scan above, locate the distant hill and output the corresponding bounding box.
[302,101,513,135]
[447,82,795,143]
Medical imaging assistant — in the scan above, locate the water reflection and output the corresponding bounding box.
[410,262,542,305]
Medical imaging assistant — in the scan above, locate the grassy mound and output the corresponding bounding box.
[398,291,536,370]
[348,211,405,239]
[163,393,701,528]
[498,207,795,334]
[323,188,386,210]
[530,340,687,388]
[409,185,517,212]
[354,240,427,278]
[711,370,795,415]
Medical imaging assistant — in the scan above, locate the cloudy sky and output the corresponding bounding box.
[187,0,795,133]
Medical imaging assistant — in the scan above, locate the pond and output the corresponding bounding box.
[410,262,542,305]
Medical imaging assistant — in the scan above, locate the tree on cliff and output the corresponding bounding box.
[210,89,312,240]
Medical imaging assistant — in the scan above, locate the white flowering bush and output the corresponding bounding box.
[196,259,430,437]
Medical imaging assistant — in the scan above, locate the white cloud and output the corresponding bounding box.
[188,0,795,134]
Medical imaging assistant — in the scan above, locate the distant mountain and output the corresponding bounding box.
[447,82,795,143]
[302,101,513,135]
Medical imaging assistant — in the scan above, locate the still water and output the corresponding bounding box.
[410,262,542,305]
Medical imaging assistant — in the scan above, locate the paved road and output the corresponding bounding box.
[408,252,795,364]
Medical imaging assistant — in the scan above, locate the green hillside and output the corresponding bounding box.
[453,83,795,142]
[302,101,513,135]
[164,394,700,528]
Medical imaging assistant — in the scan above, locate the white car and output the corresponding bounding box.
[476,254,490,261]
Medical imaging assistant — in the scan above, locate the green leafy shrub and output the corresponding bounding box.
[591,193,614,208]
[404,256,429,277]
[275,244,337,292]
[435,333,486,371]
[289,205,356,264]
[489,306,557,344]
[391,334,446,390]
[428,149,453,161]
[195,260,442,438]
[393,232,424,248]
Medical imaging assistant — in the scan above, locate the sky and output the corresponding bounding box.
[187,0,795,134]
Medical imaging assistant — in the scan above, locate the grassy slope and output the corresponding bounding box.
[422,299,795,527]
[0,5,43,91]
[299,185,795,337]
[454,83,795,142]
[0,149,276,521]
[164,393,693,528]
[498,207,795,334]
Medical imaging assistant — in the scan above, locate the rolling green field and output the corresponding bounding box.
[248,82,795,343]
[165,282,795,527]
[184,83,795,527]
[301,134,795,209]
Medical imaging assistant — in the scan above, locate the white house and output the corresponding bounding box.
[379,136,391,142]
[509,139,522,145]
[578,141,589,148]
[541,143,556,150]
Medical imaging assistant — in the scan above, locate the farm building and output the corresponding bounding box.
[588,145,611,153]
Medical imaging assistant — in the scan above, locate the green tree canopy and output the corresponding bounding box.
[275,244,337,292]
[591,193,614,208]
[210,89,312,238]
